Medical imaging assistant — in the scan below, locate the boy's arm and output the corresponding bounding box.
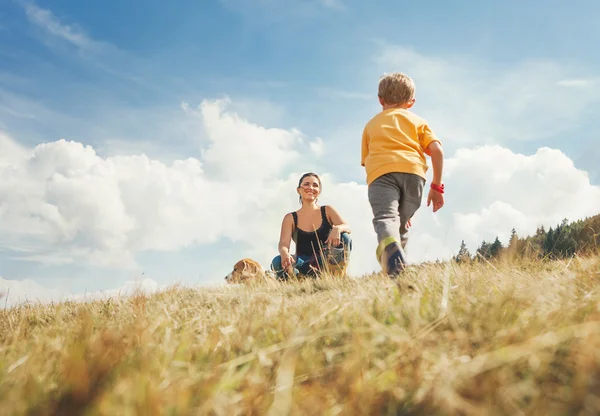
[425,141,445,212]
[361,128,369,166]
[419,123,438,158]
[427,141,444,185]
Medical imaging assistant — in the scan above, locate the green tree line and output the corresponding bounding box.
[454,214,600,263]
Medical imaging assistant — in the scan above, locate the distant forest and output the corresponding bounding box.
[454,214,600,263]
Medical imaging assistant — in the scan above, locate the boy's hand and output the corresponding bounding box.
[427,187,444,212]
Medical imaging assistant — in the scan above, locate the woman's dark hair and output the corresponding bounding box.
[297,172,321,204]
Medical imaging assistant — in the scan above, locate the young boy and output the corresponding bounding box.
[361,72,445,276]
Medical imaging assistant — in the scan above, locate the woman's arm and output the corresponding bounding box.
[325,206,351,234]
[278,214,295,270]
[278,213,294,257]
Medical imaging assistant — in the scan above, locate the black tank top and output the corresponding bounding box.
[291,206,332,257]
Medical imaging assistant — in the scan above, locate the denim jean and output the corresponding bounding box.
[271,232,352,280]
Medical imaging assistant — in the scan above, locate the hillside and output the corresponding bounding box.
[1,256,600,415]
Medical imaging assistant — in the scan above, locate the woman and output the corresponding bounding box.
[271,172,353,279]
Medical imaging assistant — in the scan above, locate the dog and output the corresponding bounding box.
[225,258,273,285]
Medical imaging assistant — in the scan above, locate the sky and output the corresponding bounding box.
[1,0,600,307]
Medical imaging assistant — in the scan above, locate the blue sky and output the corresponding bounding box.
[2,0,599,177]
[1,0,600,305]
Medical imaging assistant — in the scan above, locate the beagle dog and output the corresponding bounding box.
[225,258,271,284]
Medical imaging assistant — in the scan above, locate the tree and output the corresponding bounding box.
[506,228,519,260]
[489,236,503,258]
[544,227,555,256]
[461,214,600,263]
[455,240,471,263]
[553,218,578,258]
[509,228,518,248]
[476,240,491,260]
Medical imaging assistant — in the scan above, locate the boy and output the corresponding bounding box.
[361,72,445,276]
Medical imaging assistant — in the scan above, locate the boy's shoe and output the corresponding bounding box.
[377,239,407,277]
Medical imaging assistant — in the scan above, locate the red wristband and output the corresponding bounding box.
[430,183,445,194]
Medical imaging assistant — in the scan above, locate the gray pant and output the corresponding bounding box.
[368,172,425,262]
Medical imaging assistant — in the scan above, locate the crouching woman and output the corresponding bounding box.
[271,172,352,279]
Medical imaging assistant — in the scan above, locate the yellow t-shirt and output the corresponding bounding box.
[361,108,440,185]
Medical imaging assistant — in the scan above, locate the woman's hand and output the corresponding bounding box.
[281,252,295,270]
[326,225,342,247]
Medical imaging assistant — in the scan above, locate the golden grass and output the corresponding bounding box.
[1,256,600,415]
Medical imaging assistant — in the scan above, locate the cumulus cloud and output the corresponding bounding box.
[0,98,320,271]
[1,98,599,298]
[408,145,600,258]
[198,97,303,181]
[309,137,325,157]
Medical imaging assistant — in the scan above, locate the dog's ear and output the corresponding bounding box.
[233,260,245,272]
[240,259,250,272]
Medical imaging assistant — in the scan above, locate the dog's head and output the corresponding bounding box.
[225,258,265,284]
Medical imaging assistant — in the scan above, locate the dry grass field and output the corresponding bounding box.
[1,255,600,415]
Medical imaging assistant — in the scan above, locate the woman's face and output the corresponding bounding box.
[298,175,321,201]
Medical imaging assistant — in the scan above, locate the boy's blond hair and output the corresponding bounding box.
[378,72,415,105]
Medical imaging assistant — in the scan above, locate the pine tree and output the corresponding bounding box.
[476,240,491,260]
[455,240,471,263]
[480,214,600,260]
[553,218,578,258]
[507,228,519,260]
[544,227,555,256]
[490,236,503,258]
[509,228,518,247]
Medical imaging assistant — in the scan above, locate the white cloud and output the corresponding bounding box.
[0,275,162,309]
[557,79,597,87]
[376,45,600,145]
[2,98,599,295]
[222,97,289,128]
[20,3,160,90]
[407,145,600,258]
[0,277,65,308]
[0,99,318,272]
[0,88,204,164]
[309,137,325,157]
[23,3,90,48]
[0,132,30,166]
[198,97,304,181]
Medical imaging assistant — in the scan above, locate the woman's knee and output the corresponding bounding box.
[271,255,283,271]
[341,232,353,251]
